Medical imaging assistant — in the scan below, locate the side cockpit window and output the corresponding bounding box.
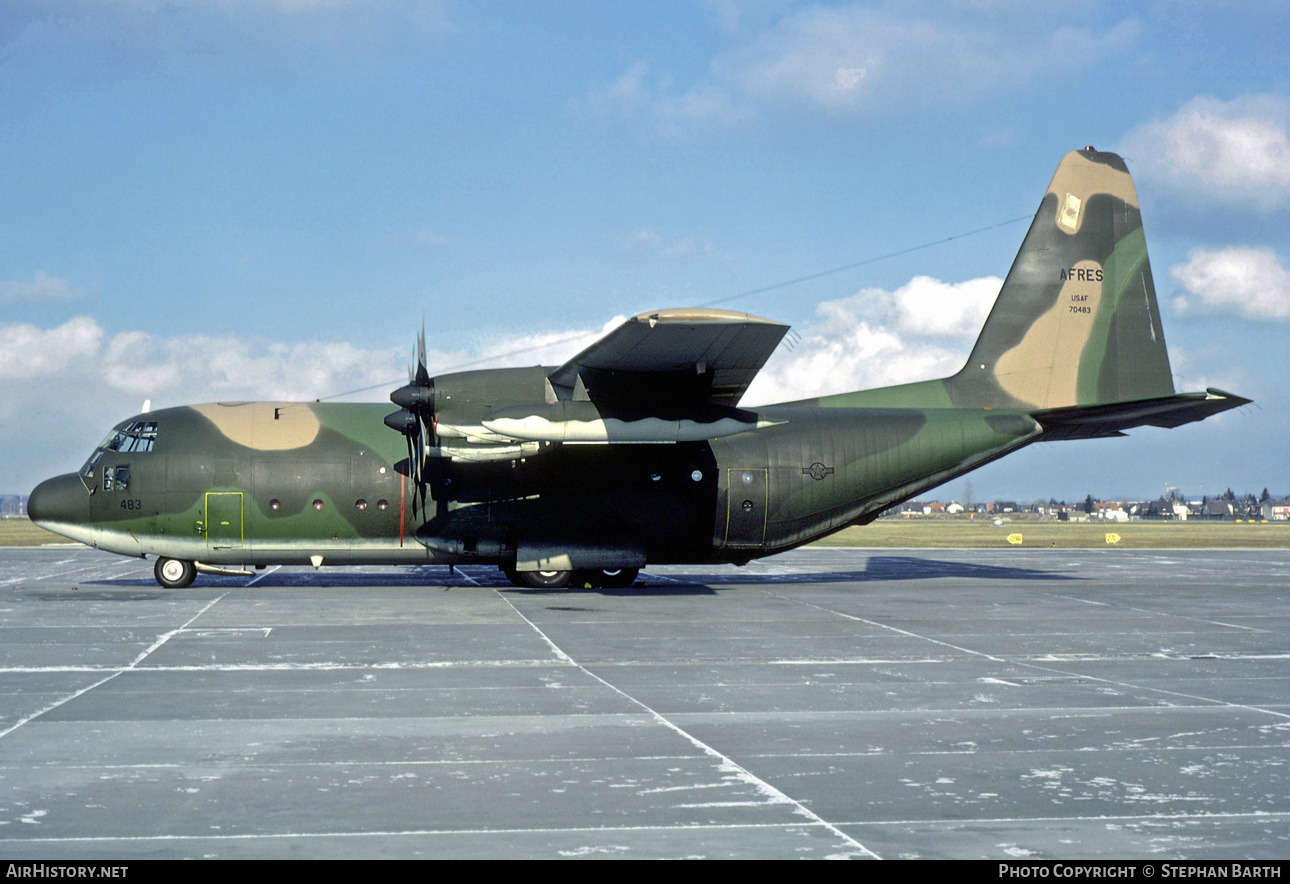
[102,464,130,492]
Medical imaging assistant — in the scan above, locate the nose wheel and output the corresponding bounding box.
[154,557,196,588]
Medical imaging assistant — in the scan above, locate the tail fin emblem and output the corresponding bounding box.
[1058,192,1082,232]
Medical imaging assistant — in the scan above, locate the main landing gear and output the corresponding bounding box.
[154,557,196,588]
[589,568,639,589]
[501,567,639,589]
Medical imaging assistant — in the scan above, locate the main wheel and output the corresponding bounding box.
[154,557,196,588]
[503,567,572,589]
[592,567,638,589]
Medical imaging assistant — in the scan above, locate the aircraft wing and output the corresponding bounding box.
[547,308,789,408]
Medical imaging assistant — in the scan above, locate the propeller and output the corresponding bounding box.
[385,329,434,518]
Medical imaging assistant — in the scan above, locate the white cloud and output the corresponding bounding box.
[594,7,1139,131]
[0,316,103,381]
[0,315,407,410]
[98,333,410,402]
[860,274,999,338]
[0,271,87,304]
[744,274,999,404]
[1120,95,1290,210]
[1170,246,1290,319]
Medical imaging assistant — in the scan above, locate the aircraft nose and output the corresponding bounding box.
[28,473,90,527]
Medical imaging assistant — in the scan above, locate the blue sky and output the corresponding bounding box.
[2,0,1287,504]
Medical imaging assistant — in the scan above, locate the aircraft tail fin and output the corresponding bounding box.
[812,148,1248,429]
[947,148,1175,411]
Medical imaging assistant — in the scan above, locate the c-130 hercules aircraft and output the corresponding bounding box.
[29,149,1248,589]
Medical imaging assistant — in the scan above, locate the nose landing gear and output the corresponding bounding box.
[154,557,196,588]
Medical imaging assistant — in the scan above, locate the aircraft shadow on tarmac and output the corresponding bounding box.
[847,554,1082,583]
[77,554,1080,595]
[632,555,1083,591]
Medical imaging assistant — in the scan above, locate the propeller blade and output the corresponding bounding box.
[414,326,430,386]
[404,432,419,519]
[388,326,436,520]
[414,418,428,516]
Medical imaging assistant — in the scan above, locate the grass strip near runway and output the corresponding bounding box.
[2,516,1287,549]
[0,517,65,547]
[814,519,1290,548]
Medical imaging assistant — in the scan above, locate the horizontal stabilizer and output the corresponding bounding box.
[1034,388,1251,441]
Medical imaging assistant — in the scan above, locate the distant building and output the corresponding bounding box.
[1095,502,1129,522]
[0,495,26,517]
[1263,500,1290,521]
[1137,498,1178,519]
[1200,500,1234,520]
[876,492,1287,522]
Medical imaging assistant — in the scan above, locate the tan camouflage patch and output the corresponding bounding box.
[1046,151,1139,235]
[995,259,1105,407]
[191,402,321,450]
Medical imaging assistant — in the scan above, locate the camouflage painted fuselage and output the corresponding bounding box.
[32,397,1038,568]
[28,149,1248,581]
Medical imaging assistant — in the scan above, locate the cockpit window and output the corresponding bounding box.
[102,464,130,492]
[105,421,158,454]
[80,421,159,489]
